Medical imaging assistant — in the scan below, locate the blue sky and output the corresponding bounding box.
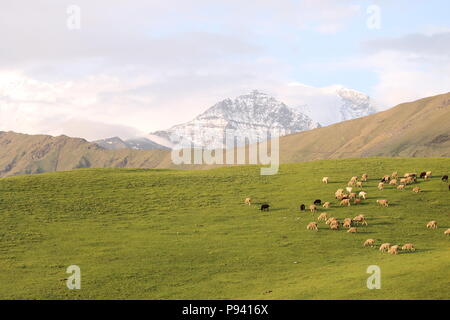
[0,0,449,140]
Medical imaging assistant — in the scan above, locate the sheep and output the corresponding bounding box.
[322,177,329,184]
[356,181,363,188]
[353,215,368,226]
[401,243,415,251]
[347,227,357,233]
[346,187,353,193]
[379,243,391,252]
[244,197,252,205]
[350,176,358,182]
[419,171,427,179]
[322,202,331,208]
[389,179,397,186]
[442,175,449,182]
[381,175,390,183]
[300,204,306,211]
[358,191,367,199]
[444,229,450,235]
[361,173,368,181]
[400,178,407,184]
[397,184,405,190]
[317,212,328,221]
[335,189,344,198]
[337,194,349,201]
[330,221,340,230]
[343,218,352,228]
[309,204,318,213]
[376,199,389,207]
[260,204,270,211]
[349,192,357,200]
[325,217,337,225]
[307,222,318,231]
[347,181,355,187]
[314,199,322,205]
[353,198,361,205]
[426,171,432,177]
[405,176,415,185]
[340,199,351,207]
[391,172,398,179]
[412,187,421,193]
[388,245,400,255]
[426,221,437,229]
[363,239,375,247]
[378,182,384,190]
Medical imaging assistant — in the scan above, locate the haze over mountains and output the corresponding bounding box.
[1,92,449,178]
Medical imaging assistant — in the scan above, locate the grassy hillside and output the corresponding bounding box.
[279,92,450,162]
[0,157,449,299]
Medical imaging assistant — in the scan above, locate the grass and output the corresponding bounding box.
[0,157,449,300]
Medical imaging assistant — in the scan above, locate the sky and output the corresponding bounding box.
[0,0,449,140]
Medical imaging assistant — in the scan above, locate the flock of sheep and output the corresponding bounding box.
[245,171,450,255]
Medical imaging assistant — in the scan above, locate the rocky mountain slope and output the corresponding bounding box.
[93,137,169,150]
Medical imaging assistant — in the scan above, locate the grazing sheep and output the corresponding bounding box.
[358,191,367,199]
[349,192,357,200]
[317,212,328,221]
[444,229,450,235]
[378,182,384,190]
[364,239,375,247]
[330,221,340,230]
[335,189,344,198]
[260,204,270,211]
[343,219,352,228]
[346,187,353,193]
[347,227,357,233]
[300,204,306,211]
[391,172,398,179]
[361,173,368,181]
[426,171,432,177]
[322,202,331,208]
[376,199,389,207]
[351,176,358,182]
[348,181,355,187]
[419,171,427,179]
[402,243,415,251]
[340,199,351,207]
[389,179,397,186]
[309,204,317,213]
[307,222,318,231]
[353,215,368,226]
[412,187,421,193]
[388,245,400,255]
[442,175,449,182]
[326,217,337,225]
[379,243,391,252]
[244,197,252,205]
[381,175,390,183]
[426,221,437,229]
[354,198,361,205]
[397,184,405,190]
[400,178,407,184]
[322,177,329,184]
[356,181,363,188]
[314,199,322,205]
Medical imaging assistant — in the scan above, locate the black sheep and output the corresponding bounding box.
[314,199,322,205]
[300,204,306,211]
[260,204,270,211]
[442,175,448,182]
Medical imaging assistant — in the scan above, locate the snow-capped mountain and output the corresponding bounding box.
[93,137,169,150]
[150,90,319,149]
[292,85,377,126]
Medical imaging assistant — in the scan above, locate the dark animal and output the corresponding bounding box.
[313,199,322,205]
[420,172,427,179]
[260,204,270,211]
[380,176,390,183]
[300,204,306,211]
[442,175,449,182]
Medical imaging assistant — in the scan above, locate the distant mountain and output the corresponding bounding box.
[151,90,320,149]
[294,85,377,126]
[93,137,169,150]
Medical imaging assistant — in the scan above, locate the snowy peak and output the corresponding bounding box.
[151,90,319,149]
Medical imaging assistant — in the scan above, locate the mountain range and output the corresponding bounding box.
[1,92,449,177]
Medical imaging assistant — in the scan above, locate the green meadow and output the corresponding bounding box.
[0,157,449,300]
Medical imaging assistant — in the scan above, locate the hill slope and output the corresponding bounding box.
[279,92,450,162]
[0,158,449,299]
